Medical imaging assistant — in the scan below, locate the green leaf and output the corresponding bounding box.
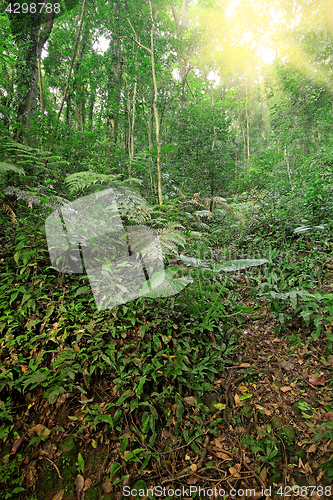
[10,290,19,304]
[214,259,268,272]
[77,453,85,471]
[179,255,268,272]
[239,393,253,401]
[98,415,113,427]
[74,286,90,297]
[121,436,128,457]
[109,461,122,479]
[47,386,64,404]
[125,448,145,462]
[136,375,146,396]
[23,372,48,391]
[45,304,55,319]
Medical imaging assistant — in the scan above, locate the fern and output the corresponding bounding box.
[64,171,142,192]
[2,187,70,210]
[0,162,25,176]
[1,141,69,189]
[158,227,186,255]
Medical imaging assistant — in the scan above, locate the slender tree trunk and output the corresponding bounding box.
[37,43,44,151]
[75,85,84,132]
[259,75,270,143]
[49,0,87,152]
[127,4,161,202]
[239,107,246,161]
[127,81,137,179]
[10,10,55,145]
[88,88,96,128]
[73,26,90,133]
[66,95,71,127]
[284,145,293,191]
[245,84,250,160]
[148,93,156,193]
[149,0,162,205]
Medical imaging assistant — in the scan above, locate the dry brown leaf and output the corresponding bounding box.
[216,452,231,461]
[26,467,37,488]
[190,464,197,472]
[323,411,333,422]
[187,474,199,485]
[76,474,85,493]
[30,424,50,437]
[280,386,292,392]
[56,393,70,405]
[309,375,326,386]
[256,405,272,416]
[74,410,88,420]
[304,462,312,474]
[260,467,267,482]
[229,466,241,478]
[12,437,25,454]
[279,360,294,371]
[102,478,112,493]
[213,437,226,449]
[52,491,64,500]
[307,444,317,453]
[234,393,240,406]
[298,457,305,471]
[83,478,92,492]
[183,397,196,405]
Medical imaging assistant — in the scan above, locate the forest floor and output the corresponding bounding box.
[1,207,333,500]
[1,273,333,500]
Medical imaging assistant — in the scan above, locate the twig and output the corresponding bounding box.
[44,456,62,479]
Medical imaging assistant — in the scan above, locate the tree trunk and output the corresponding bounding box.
[259,75,270,143]
[127,80,137,179]
[239,106,246,161]
[10,10,55,145]
[148,93,156,193]
[73,26,90,133]
[149,0,162,205]
[75,85,84,132]
[245,84,250,160]
[50,0,87,152]
[105,38,123,159]
[37,45,44,151]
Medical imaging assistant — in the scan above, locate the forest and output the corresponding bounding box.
[1,0,333,498]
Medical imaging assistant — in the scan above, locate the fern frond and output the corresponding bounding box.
[64,171,123,192]
[3,187,70,210]
[158,228,186,255]
[0,162,25,176]
[194,210,210,218]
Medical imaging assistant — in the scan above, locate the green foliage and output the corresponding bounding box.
[0,454,25,499]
